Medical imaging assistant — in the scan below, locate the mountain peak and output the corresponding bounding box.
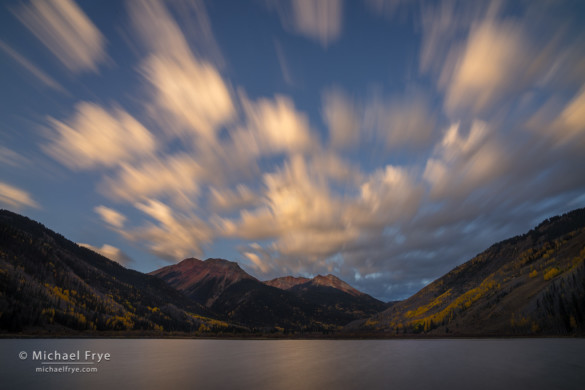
[150,257,255,307]
[310,274,364,297]
[265,276,310,290]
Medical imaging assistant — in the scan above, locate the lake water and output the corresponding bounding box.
[1,338,583,389]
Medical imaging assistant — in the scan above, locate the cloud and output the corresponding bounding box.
[550,86,585,147]
[15,0,107,73]
[129,0,235,140]
[352,165,423,228]
[270,0,343,46]
[44,102,156,170]
[0,181,40,210]
[0,39,66,93]
[78,243,133,266]
[274,39,294,86]
[141,54,235,140]
[442,17,531,116]
[94,206,126,229]
[221,154,351,243]
[101,154,202,206]
[418,0,481,76]
[0,146,29,168]
[321,87,437,150]
[125,199,213,261]
[423,121,507,199]
[241,94,315,155]
[209,185,260,212]
[322,88,360,149]
[220,154,422,276]
[363,92,437,149]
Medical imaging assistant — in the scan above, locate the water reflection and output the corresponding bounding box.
[1,339,584,390]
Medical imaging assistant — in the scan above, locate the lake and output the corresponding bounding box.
[1,338,583,389]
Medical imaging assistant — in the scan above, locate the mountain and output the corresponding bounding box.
[150,258,255,306]
[151,258,325,330]
[265,276,310,290]
[0,210,237,334]
[267,274,388,320]
[151,259,386,330]
[355,208,585,336]
[300,274,364,297]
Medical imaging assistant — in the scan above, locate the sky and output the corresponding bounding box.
[1,0,585,302]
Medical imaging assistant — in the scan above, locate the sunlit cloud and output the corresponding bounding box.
[15,0,107,73]
[270,0,343,46]
[423,121,507,199]
[442,17,531,116]
[44,102,156,170]
[101,154,202,207]
[209,185,260,212]
[124,199,213,261]
[94,206,126,229]
[241,94,316,156]
[322,88,360,149]
[78,243,133,266]
[0,181,40,210]
[129,0,235,141]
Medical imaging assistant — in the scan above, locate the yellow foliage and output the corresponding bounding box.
[529,270,538,278]
[364,319,379,327]
[543,267,560,281]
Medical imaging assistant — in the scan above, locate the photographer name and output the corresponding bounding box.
[32,350,110,363]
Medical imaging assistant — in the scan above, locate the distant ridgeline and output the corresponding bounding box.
[1,207,584,336]
[355,208,585,336]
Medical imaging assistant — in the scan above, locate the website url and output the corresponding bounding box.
[35,365,98,374]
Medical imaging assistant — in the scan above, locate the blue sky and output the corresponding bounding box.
[1,0,585,301]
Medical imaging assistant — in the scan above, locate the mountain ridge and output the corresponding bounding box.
[353,207,585,336]
[150,257,386,330]
[0,209,237,334]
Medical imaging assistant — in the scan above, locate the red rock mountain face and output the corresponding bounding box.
[264,276,310,290]
[308,274,364,297]
[149,258,255,306]
[266,274,364,297]
[150,257,388,328]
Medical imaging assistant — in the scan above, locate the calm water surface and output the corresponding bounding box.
[1,338,583,389]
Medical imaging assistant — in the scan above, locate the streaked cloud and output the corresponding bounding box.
[550,86,585,148]
[442,17,530,116]
[270,0,343,46]
[0,181,39,210]
[44,102,156,170]
[0,39,66,93]
[241,94,315,156]
[0,146,29,168]
[424,121,507,199]
[94,205,126,229]
[364,92,437,149]
[15,0,107,73]
[78,243,133,266]
[209,185,260,212]
[101,154,202,207]
[274,39,294,86]
[322,88,360,149]
[125,199,212,261]
[129,0,235,140]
